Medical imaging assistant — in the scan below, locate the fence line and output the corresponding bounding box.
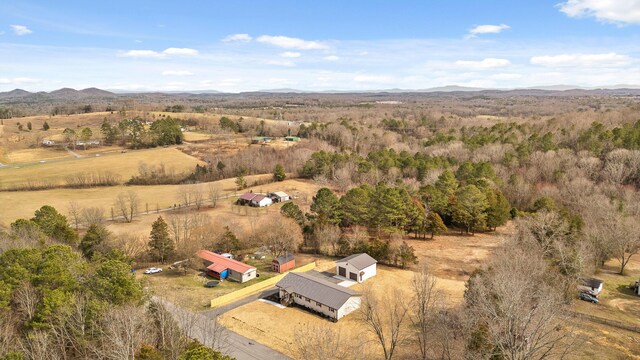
[210,261,317,308]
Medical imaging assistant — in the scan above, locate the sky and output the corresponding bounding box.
[2,0,640,92]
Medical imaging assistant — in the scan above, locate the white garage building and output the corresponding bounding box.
[276,272,361,320]
[336,253,377,283]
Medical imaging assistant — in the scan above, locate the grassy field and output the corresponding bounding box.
[0,147,203,189]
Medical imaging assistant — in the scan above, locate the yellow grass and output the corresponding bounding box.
[0,177,315,227]
[4,148,74,163]
[182,131,213,141]
[0,147,203,189]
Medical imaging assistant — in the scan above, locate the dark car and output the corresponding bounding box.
[578,292,599,304]
[204,281,220,288]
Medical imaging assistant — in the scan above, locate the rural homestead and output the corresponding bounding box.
[3,2,640,357]
[197,250,257,283]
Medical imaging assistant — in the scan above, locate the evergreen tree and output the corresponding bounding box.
[280,202,305,226]
[485,189,510,231]
[42,121,50,131]
[80,224,111,259]
[452,185,488,235]
[396,241,418,268]
[273,164,286,181]
[27,122,32,131]
[90,258,143,305]
[217,226,241,253]
[31,205,77,244]
[339,185,372,227]
[234,175,247,190]
[310,188,341,225]
[148,217,174,263]
[425,211,447,239]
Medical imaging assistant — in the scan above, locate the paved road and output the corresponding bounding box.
[154,293,290,360]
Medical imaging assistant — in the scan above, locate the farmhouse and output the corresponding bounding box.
[268,191,290,202]
[579,277,604,295]
[336,253,377,283]
[272,253,295,273]
[196,250,257,283]
[276,272,361,320]
[238,192,273,207]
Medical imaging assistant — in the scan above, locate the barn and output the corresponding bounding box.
[196,250,257,283]
[276,272,361,320]
[336,253,377,283]
[272,253,295,273]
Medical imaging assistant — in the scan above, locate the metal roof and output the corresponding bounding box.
[197,250,255,274]
[276,272,360,309]
[581,277,603,288]
[273,253,295,264]
[336,253,377,270]
[239,193,257,201]
[271,191,289,197]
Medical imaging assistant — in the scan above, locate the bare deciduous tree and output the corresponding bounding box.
[67,201,82,230]
[359,287,409,360]
[82,207,105,227]
[410,264,441,360]
[208,184,221,208]
[293,324,366,360]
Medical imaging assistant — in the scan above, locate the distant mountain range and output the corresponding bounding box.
[2,85,640,100]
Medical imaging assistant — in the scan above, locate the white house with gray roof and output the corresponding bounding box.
[336,253,377,283]
[276,272,361,320]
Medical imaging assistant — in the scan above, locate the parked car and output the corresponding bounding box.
[204,281,220,288]
[143,267,163,275]
[578,292,599,304]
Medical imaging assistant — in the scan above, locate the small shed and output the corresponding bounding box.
[284,136,300,142]
[268,191,290,202]
[336,253,377,283]
[579,277,603,295]
[272,253,295,273]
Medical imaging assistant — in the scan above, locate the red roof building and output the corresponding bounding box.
[196,250,257,283]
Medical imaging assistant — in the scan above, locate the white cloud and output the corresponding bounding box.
[256,35,328,50]
[162,47,199,56]
[559,0,640,24]
[119,48,199,58]
[467,24,510,38]
[162,70,194,76]
[223,33,253,42]
[120,50,164,58]
[0,77,40,85]
[280,51,301,58]
[11,25,32,36]
[323,55,340,61]
[530,53,632,67]
[265,59,296,67]
[454,58,512,69]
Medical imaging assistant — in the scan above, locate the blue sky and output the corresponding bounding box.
[2,0,640,92]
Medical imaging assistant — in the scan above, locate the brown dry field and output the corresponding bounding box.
[0,147,203,189]
[0,173,301,227]
[106,178,321,239]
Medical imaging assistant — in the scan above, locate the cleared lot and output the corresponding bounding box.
[219,266,466,359]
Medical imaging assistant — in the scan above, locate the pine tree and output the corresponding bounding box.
[485,189,510,231]
[425,211,447,239]
[148,216,174,263]
[452,185,488,235]
[273,164,286,181]
[310,188,341,225]
[80,223,111,259]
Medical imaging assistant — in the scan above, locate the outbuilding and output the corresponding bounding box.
[336,253,377,283]
[272,253,295,273]
[250,194,272,207]
[579,277,604,295]
[268,191,290,202]
[196,250,257,283]
[276,272,361,320]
